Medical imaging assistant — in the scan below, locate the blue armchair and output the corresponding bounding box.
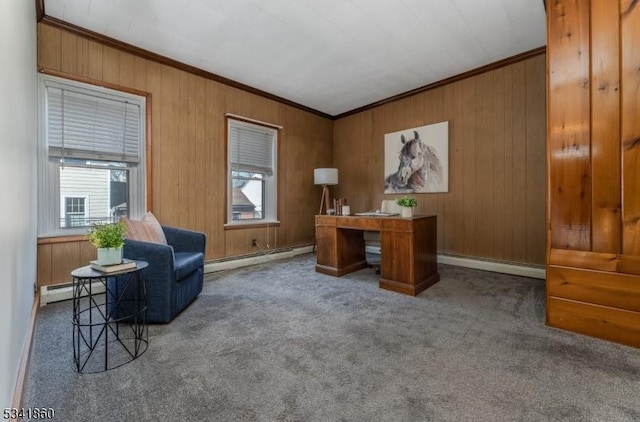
[109,226,206,323]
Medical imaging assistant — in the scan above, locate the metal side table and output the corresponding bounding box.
[71,260,148,373]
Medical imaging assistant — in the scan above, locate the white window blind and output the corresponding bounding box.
[46,83,141,163]
[228,120,275,175]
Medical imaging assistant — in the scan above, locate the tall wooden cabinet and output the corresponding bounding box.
[546,0,640,347]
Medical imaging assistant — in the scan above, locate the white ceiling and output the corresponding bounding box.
[43,0,547,117]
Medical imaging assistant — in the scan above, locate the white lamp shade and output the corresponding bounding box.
[314,168,338,185]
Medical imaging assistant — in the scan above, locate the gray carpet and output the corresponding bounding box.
[24,254,640,421]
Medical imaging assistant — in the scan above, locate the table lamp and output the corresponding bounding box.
[314,168,338,215]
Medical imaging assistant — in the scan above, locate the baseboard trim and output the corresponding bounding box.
[205,245,314,273]
[437,254,546,280]
[11,293,39,415]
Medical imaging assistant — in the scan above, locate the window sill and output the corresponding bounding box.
[224,221,280,230]
[38,234,88,244]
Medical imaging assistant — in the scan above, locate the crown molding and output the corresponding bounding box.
[334,46,546,120]
[35,0,44,22]
[38,14,333,120]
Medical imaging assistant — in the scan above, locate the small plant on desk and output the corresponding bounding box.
[396,196,417,218]
[396,196,417,208]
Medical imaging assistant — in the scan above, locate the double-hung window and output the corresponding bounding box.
[38,75,146,237]
[227,118,278,224]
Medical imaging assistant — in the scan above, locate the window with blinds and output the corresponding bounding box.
[227,118,278,223]
[38,75,146,237]
[46,86,141,163]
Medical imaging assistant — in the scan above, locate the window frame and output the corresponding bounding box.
[62,195,88,228]
[38,74,147,237]
[226,117,278,227]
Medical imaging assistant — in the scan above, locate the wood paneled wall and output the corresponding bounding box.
[546,0,640,348]
[35,21,547,286]
[333,54,547,265]
[36,23,333,286]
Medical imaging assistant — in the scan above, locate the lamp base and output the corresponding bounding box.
[319,185,331,215]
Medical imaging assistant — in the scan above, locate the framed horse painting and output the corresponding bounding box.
[384,121,449,194]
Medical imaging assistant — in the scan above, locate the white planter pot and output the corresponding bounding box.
[401,207,413,218]
[97,247,123,266]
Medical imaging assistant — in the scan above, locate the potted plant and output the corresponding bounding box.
[396,195,417,218]
[86,221,126,265]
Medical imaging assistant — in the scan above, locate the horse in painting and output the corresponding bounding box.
[384,131,443,193]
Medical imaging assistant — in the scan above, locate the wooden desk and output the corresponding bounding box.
[315,215,439,296]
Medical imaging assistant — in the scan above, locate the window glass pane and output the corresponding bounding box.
[59,161,129,228]
[232,171,264,220]
[64,197,86,227]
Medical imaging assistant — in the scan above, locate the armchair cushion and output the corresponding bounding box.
[174,252,204,280]
[121,212,167,245]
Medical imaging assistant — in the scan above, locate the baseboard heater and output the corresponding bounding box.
[437,253,545,279]
[204,245,314,273]
[40,281,106,306]
[366,247,545,280]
